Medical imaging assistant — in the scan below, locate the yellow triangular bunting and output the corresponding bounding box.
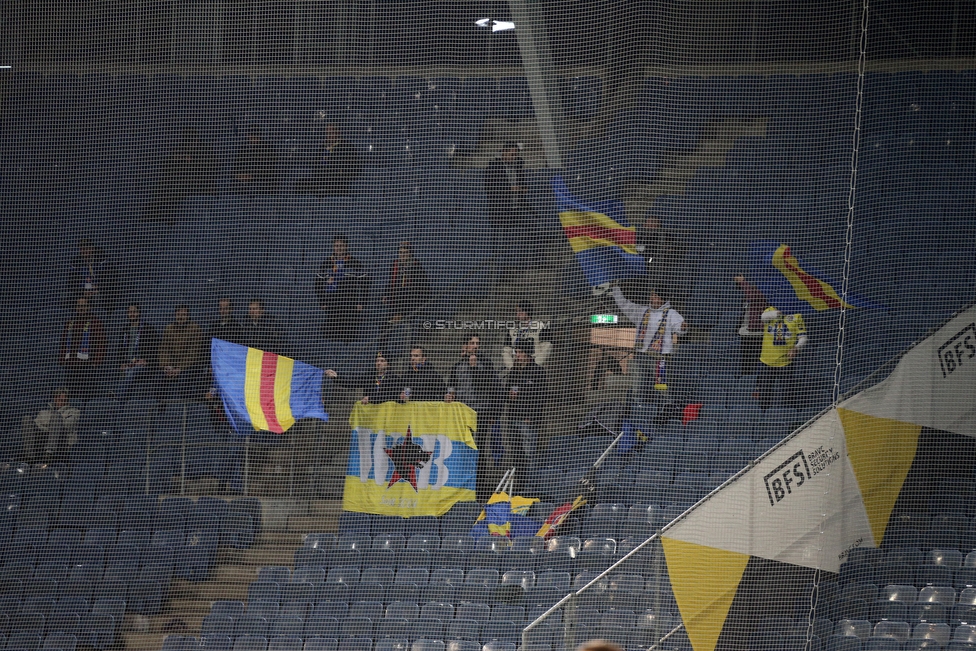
[837,408,922,547]
[661,537,750,651]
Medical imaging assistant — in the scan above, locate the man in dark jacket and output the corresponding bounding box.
[241,298,286,355]
[383,242,429,324]
[325,351,402,405]
[315,235,368,342]
[445,335,502,422]
[400,346,446,402]
[232,125,279,194]
[484,142,537,271]
[503,339,548,473]
[67,238,119,312]
[115,302,160,399]
[295,123,361,196]
[209,297,243,347]
[445,334,503,499]
[484,142,528,225]
[145,127,217,222]
[159,304,205,401]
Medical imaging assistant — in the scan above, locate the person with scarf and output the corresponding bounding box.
[115,302,160,399]
[755,305,808,410]
[315,235,368,342]
[502,339,548,475]
[611,282,687,403]
[59,297,107,400]
[67,238,119,313]
[382,242,429,324]
[502,299,552,369]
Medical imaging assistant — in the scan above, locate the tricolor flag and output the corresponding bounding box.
[554,175,647,287]
[211,338,329,434]
[750,240,887,315]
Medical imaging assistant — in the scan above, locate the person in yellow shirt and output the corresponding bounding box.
[755,306,807,410]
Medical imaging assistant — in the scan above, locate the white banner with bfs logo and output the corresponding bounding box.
[662,408,873,573]
[841,304,976,437]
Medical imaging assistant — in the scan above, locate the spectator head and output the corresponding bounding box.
[500,141,520,163]
[127,302,142,323]
[577,641,623,651]
[218,298,233,318]
[375,351,390,375]
[75,297,91,317]
[333,235,350,258]
[78,238,95,260]
[247,124,262,143]
[398,241,413,262]
[248,299,265,320]
[644,214,662,230]
[515,299,534,321]
[648,287,667,309]
[52,387,70,408]
[514,338,535,364]
[325,123,340,145]
[461,335,481,356]
[174,304,190,325]
[410,346,427,370]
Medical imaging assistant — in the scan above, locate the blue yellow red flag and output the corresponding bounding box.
[749,240,887,315]
[211,338,328,434]
[343,401,478,517]
[554,175,647,287]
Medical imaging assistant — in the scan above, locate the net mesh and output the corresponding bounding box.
[0,2,975,651]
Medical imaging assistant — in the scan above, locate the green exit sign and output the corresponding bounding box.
[591,314,618,324]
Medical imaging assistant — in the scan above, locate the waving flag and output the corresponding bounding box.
[750,240,887,315]
[344,401,478,517]
[211,338,328,434]
[470,491,541,539]
[554,175,647,287]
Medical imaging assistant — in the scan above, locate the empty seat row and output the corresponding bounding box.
[170,635,533,651]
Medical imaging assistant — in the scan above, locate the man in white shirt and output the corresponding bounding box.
[612,284,687,403]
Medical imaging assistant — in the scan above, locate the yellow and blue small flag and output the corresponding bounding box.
[471,492,541,539]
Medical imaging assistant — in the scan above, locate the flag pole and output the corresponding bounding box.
[573,420,627,495]
[588,419,627,470]
[492,467,515,496]
[244,436,250,496]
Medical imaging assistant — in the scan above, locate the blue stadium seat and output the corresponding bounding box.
[202,636,233,651]
[234,635,268,651]
[304,638,338,651]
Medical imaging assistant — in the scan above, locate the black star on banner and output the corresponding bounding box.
[384,426,432,491]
